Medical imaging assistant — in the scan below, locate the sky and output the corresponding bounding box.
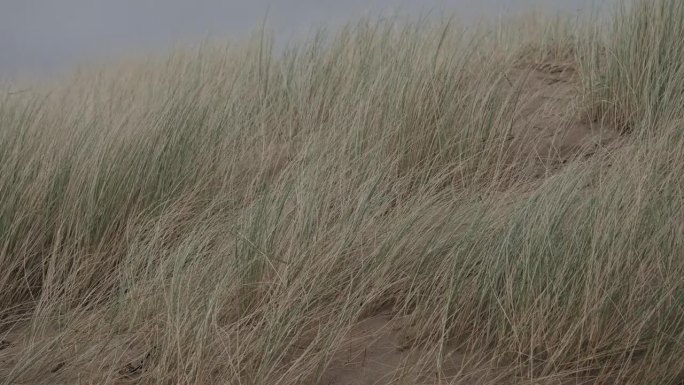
[0,0,607,80]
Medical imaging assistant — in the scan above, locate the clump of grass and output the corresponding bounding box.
[1,1,684,384]
[581,0,684,133]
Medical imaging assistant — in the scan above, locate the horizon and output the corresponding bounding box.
[1,0,609,81]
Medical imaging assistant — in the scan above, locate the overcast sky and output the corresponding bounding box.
[1,0,607,80]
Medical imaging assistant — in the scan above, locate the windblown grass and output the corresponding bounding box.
[1,1,683,384]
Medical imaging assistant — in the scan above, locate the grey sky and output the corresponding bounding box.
[1,0,606,80]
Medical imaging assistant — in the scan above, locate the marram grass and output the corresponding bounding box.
[1,1,684,384]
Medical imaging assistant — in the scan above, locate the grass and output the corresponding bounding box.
[1,0,684,384]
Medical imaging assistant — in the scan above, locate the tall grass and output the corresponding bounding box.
[1,1,684,384]
[581,0,684,132]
